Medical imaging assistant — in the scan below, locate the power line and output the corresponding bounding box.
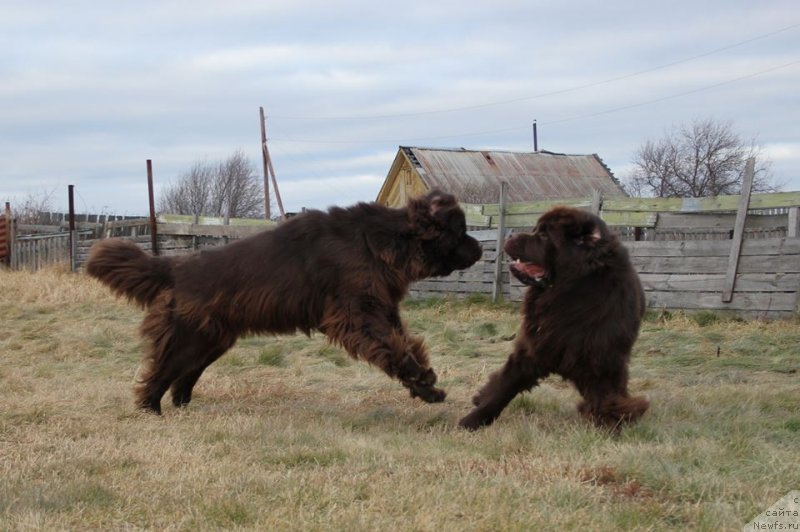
[270,58,800,144]
[541,58,800,126]
[268,22,800,121]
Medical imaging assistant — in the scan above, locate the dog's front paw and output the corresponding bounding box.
[458,409,493,431]
[408,384,447,403]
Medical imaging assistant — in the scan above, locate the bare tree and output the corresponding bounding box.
[624,118,778,197]
[209,152,264,218]
[158,161,213,216]
[16,189,56,224]
[158,151,265,218]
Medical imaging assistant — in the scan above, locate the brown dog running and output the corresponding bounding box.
[87,191,482,413]
[460,206,648,431]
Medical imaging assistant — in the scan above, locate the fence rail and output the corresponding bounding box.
[463,191,800,240]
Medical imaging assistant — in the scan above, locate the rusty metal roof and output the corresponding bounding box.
[403,146,626,202]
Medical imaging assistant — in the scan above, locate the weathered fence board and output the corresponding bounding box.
[645,291,797,314]
[11,233,71,271]
[410,230,800,319]
[630,255,800,275]
[638,273,800,292]
[464,190,800,240]
[625,238,800,257]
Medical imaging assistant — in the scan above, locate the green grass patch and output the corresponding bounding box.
[258,345,287,367]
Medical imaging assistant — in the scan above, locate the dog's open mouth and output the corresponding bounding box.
[509,259,548,286]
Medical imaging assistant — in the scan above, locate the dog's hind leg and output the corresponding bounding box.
[170,334,235,408]
[136,300,223,414]
[459,346,546,430]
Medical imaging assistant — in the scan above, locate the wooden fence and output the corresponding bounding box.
[74,219,274,269]
[4,192,800,318]
[411,232,800,319]
[1,209,274,272]
[413,186,800,319]
[11,233,71,271]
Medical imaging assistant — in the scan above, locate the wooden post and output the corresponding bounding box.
[147,160,159,255]
[722,158,755,303]
[492,182,508,303]
[3,202,13,268]
[259,107,272,220]
[788,206,799,238]
[260,109,286,219]
[223,205,230,246]
[265,142,286,219]
[192,213,199,250]
[68,185,77,272]
[590,189,602,215]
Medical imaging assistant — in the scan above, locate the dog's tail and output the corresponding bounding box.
[86,239,173,307]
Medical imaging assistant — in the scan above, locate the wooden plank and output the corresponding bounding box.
[478,197,591,217]
[157,214,276,227]
[429,270,505,283]
[654,212,786,231]
[638,272,800,293]
[789,207,799,238]
[157,223,270,238]
[493,212,539,229]
[627,237,800,257]
[486,210,660,229]
[412,280,495,293]
[645,290,796,313]
[603,191,800,213]
[631,255,800,274]
[467,229,499,241]
[600,211,658,227]
[590,190,602,215]
[463,204,490,227]
[722,159,755,302]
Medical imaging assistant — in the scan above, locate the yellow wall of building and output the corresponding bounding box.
[381,159,428,207]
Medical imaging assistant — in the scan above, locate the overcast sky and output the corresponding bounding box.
[1,1,798,216]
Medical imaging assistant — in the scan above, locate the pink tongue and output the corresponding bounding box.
[514,262,545,278]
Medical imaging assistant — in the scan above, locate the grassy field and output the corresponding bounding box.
[1,267,798,531]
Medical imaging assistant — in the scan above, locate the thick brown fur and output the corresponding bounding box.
[459,207,649,432]
[87,191,482,414]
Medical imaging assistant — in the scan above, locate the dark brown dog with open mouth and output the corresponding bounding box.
[87,191,482,414]
[460,206,649,431]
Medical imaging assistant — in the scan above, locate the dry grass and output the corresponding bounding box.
[1,267,798,530]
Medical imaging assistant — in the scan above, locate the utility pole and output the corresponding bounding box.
[259,107,286,220]
[259,107,271,220]
[532,120,539,152]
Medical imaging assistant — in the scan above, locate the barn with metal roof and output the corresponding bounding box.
[376,146,627,207]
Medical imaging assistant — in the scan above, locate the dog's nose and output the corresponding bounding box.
[503,234,521,254]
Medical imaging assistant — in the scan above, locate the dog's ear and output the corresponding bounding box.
[427,190,456,217]
[576,226,603,246]
[409,190,455,240]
